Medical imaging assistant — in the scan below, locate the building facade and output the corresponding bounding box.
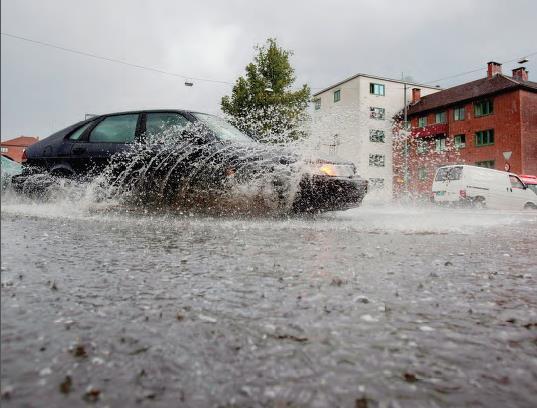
[0,136,39,162]
[311,74,440,200]
[393,62,537,198]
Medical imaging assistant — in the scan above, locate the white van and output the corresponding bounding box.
[432,165,537,210]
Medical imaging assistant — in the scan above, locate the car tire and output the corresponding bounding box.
[472,196,486,209]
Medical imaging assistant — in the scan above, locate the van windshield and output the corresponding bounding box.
[435,166,463,181]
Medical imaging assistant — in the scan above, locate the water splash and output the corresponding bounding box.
[4,119,330,217]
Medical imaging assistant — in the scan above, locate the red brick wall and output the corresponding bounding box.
[393,89,536,197]
[520,90,537,175]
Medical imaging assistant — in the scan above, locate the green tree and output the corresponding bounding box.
[221,39,311,143]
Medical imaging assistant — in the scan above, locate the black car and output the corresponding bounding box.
[13,110,367,212]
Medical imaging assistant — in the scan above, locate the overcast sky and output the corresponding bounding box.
[1,0,536,139]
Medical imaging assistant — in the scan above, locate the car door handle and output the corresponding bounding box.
[72,147,86,155]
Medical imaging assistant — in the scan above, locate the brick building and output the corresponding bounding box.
[0,136,39,162]
[393,62,537,198]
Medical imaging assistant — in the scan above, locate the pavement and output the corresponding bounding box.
[1,201,537,407]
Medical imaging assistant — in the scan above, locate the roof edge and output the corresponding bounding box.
[313,73,442,97]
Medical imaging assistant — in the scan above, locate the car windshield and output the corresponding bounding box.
[192,113,254,144]
[435,166,463,181]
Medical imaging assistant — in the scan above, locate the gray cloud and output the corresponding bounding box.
[1,0,536,139]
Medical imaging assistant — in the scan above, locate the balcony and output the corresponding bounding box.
[411,123,448,138]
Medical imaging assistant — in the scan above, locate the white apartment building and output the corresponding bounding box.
[311,74,440,200]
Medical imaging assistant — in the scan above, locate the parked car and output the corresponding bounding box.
[12,110,368,212]
[1,155,22,190]
[519,174,537,195]
[432,165,537,210]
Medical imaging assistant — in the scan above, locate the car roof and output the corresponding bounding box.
[88,109,207,118]
[519,175,537,184]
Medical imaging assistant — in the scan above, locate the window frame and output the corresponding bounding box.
[435,111,447,124]
[453,106,465,121]
[314,99,321,110]
[333,90,341,103]
[369,83,385,96]
[454,134,466,149]
[142,111,191,140]
[370,107,386,120]
[475,129,495,147]
[435,135,447,152]
[368,154,386,167]
[418,116,427,127]
[369,129,385,143]
[88,113,142,144]
[509,175,525,189]
[474,99,493,117]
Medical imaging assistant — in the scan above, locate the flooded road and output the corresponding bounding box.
[1,203,537,407]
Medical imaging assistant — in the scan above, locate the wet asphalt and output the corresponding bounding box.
[1,203,537,407]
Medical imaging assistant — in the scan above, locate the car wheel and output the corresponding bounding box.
[472,197,486,209]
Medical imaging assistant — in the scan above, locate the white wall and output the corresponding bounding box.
[312,75,439,201]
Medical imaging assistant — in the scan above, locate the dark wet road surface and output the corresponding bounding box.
[1,205,537,407]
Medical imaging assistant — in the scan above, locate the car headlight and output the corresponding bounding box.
[317,163,355,178]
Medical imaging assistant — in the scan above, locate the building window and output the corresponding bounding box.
[416,139,428,154]
[418,167,428,180]
[454,134,466,149]
[368,178,385,190]
[453,106,465,121]
[474,99,493,117]
[369,154,385,167]
[314,99,321,110]
[369,129,385,143]
[418,116,427,127]
[328,134,340,155]
[435,111,447,124]
[1,147,8,153]
[475,160,495,169]
[370,107,385,120]
[369,83,385,96]
[435,136,447,152]
[334,90,341,103]
[475,129,494,146]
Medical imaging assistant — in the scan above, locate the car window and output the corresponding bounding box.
[145,112,189,139]
[89,114,139,143]
[69,122,93,141]
[509,175,525,189]
[192,113,254,144]
[435,166,462,181]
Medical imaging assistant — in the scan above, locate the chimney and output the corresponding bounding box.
[411,88,421,103]
[512,67,529,81]
[487,61,502,78]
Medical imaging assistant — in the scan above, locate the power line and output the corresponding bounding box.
[422,51,537,85]
[0,32,234,86]
[3,31,536,92]
[309,51,537,91]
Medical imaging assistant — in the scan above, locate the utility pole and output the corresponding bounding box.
[403,76,409,197]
